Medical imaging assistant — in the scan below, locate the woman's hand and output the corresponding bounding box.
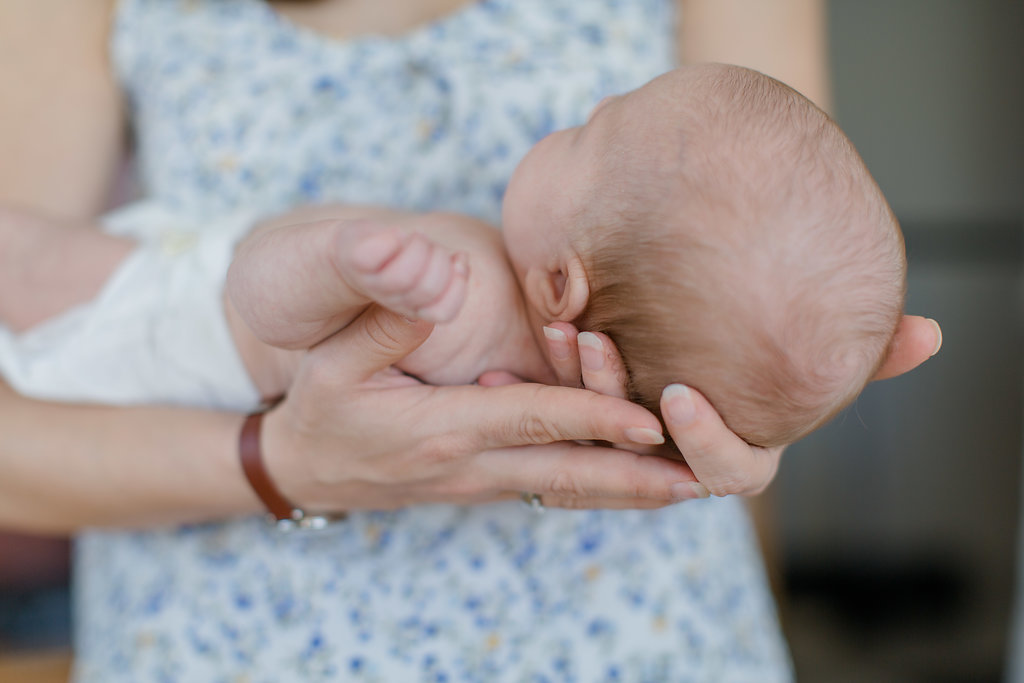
[259,304,709,512]
[539,315,943,497]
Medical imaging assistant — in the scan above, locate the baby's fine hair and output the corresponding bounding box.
[575,64,906,447]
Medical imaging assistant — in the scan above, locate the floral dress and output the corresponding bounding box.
[72,1,793,680]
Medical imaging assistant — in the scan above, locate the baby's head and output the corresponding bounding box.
[502,64,905,447]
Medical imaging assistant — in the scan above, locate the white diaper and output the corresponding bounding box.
[0,201,261,412]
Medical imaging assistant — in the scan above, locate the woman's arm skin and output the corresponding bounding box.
[677,0,831,110]
[0,381,261,533]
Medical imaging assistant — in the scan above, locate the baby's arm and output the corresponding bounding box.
[227,216,469,352]
[0,206,133,332]
[0,205,469,405]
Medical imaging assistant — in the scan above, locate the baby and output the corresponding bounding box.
[0,64,904,448]
[502,63,905,446]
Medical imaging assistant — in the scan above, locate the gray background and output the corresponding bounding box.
[775,1,1024,681]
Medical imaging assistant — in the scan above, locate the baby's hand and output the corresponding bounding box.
[345,229,469,323]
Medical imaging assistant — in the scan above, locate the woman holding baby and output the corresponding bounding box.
[0,0,939,679]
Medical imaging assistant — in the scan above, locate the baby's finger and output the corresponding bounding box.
[416,253,468,322]
[542,321,583,388]
[348,228,409,272]
[402,243,458,310]
[660,384,780,497]
[371,233,432,293]
[577,331,630,400]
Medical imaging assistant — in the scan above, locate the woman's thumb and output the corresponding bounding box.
[311,304,434,382]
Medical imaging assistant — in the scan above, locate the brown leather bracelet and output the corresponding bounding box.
[239,408,348,531]
[239,411,297,522]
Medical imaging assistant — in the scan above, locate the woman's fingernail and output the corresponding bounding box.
[671,482,710,501]
[543,326,571,361]
[927,318,942,356]
[663,384,696,425]
[577,331,604,371]
[624,427,665,445]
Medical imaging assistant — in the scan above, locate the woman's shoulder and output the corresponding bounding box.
[0,0,124,216]
[0,0,118,81]
[0,0,116,28]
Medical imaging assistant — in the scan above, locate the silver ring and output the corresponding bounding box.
[520,492,545,513]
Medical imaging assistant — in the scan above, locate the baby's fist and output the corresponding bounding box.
[346,229,469,323]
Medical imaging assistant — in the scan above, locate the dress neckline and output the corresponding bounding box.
[256,0,496,53]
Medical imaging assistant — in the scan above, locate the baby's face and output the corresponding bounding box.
[394,212,555,386]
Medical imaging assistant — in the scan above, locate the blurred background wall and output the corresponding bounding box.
[776,1,1023,681]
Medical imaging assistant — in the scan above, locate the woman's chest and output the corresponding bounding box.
[115,0,675,218]
[269,0,473,42]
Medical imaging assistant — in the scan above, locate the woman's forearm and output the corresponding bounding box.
[0,379,260,535]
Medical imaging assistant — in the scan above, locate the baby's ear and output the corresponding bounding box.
[523,255,590,322]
